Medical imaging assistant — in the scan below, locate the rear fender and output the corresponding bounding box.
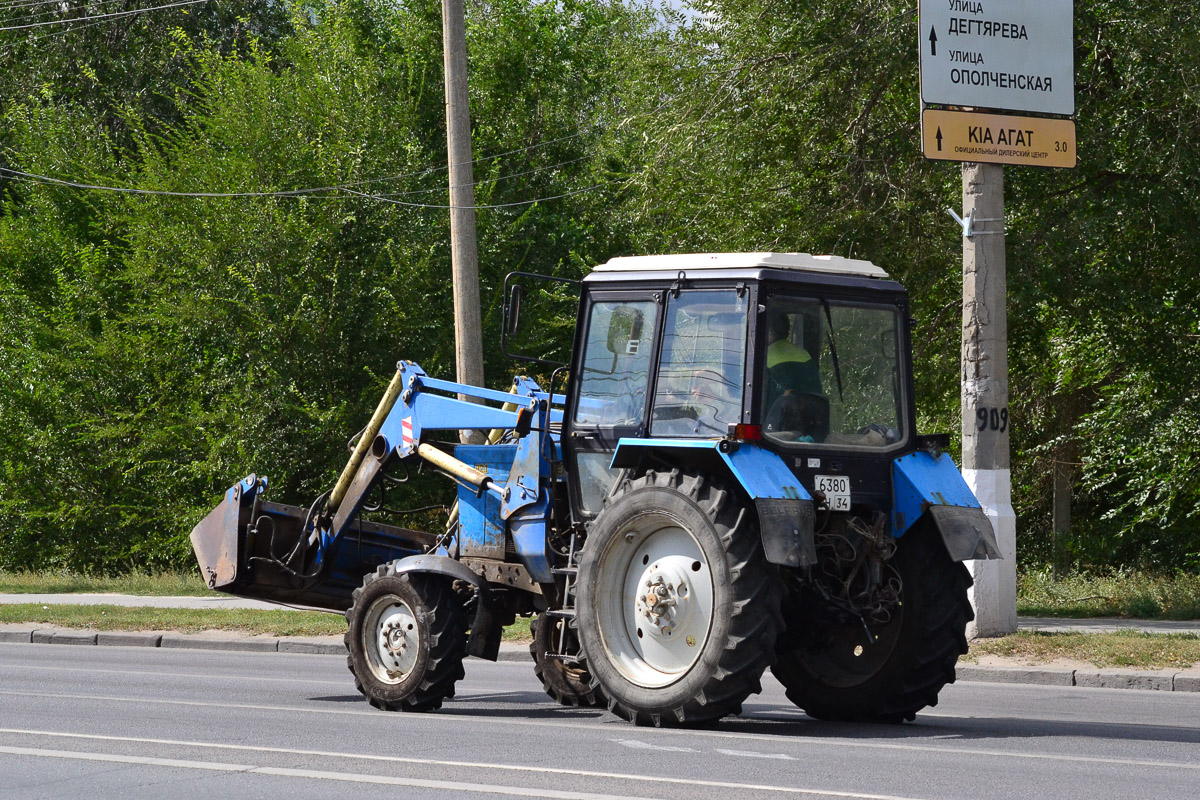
[610,440,816,568]
[391,555,502,661]
[892,451,1001,561]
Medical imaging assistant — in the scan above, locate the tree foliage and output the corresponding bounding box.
[0,0,650,569]
[602,0,1200,570]
[1,0,1198,572]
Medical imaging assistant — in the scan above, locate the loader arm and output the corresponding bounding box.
[191,362,564,613]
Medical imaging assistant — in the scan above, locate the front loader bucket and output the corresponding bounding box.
[191,475,436,611]
[191,474,260,591]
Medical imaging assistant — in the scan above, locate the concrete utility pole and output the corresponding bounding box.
[441,0,485,443]
[960,162,1017,637]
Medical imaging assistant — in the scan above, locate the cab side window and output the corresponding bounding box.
[573,300,658,428]
[650,290,747,437]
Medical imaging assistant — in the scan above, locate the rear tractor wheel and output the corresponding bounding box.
[529,612,604,708]
[576,469,781,727]
[344,563,467,712]
[772,518,973,722]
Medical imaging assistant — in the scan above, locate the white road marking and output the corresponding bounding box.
[715,748,795,760]
[0,728,925,799]
[2,688,1198,774]
[614,738,700,753]
[0,689,382,718]
[0,662,347,686]
[0,745,646,800]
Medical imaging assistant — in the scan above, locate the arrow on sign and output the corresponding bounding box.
[936,127,943,151]
[929,27,937,56]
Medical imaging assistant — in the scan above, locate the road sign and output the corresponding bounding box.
[920,0,1074,116]
[922,108,1076,168]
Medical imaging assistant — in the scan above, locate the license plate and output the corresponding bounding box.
[814,475,851,511]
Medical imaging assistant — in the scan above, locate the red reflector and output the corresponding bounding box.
[732,424,763,441]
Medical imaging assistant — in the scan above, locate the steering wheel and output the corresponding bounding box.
[764,392,830,441]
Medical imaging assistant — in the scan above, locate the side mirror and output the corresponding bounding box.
[606,307,644,355]
[507,284,523,336]
[881,328,897,359]
[500,271,580,367]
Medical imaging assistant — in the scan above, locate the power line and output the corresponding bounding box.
[0,149,595,200]
[0,166,607,210]
[0,0,140,26]
[0,125,600,200]
[0,0,209,31]
[372,156,592,200]
[0,166,355,198]
[0,16,122,53]
[0,0,122,8]
[0,0,93,10]
[341,184,607,211]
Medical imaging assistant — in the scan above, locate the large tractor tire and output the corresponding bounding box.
[529,612,604,708]
[344,563,467,712]
[575,469,781,727]
[772,522,973,722]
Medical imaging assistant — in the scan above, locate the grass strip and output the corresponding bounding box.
[1017,569,1200,619]
[0,570,217,597]
[6,569,1199,621]
[967,630,1200,669]
[0,604,536,642]
[0,604,345,636]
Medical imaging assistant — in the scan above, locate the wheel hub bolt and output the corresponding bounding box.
[384,623,408,654]
[638,575,682,634]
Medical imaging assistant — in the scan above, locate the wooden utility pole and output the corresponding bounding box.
[441,0,485,442]
[920,0,1074,637]
[960,162,1017,637]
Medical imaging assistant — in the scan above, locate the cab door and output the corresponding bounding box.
[563,291,661,521]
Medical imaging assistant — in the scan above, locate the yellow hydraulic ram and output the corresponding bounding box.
[327,368,406,516]
[416,442,494,495]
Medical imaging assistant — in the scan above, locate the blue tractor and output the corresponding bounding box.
[191,252,999,726]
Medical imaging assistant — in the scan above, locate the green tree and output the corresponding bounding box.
[0,0,658,571]
[608,0,1200,569]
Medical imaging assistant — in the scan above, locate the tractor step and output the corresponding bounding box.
[545,608,576,619]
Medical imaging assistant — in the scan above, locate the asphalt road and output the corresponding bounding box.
[1,643,1198,800]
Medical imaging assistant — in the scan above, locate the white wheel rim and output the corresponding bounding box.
[364,597,419,684]
[595,516,714,688]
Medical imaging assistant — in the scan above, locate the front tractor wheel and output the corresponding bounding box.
[576,470,781,727]
[344,564,467,712]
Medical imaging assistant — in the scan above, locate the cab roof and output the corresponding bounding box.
[594,252,889,279]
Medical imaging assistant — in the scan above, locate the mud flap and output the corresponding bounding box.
[927,504,1001,561]
[755,498,817,567]
[892,450,1001,561]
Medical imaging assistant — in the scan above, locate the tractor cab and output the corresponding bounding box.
[562,252,914,522]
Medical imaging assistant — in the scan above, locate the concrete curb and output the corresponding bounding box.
[0,626,531,662]
[956,664,1075,687]
[956,663,1200,692]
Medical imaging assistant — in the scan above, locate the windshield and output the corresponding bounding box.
[761,296,903,448]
